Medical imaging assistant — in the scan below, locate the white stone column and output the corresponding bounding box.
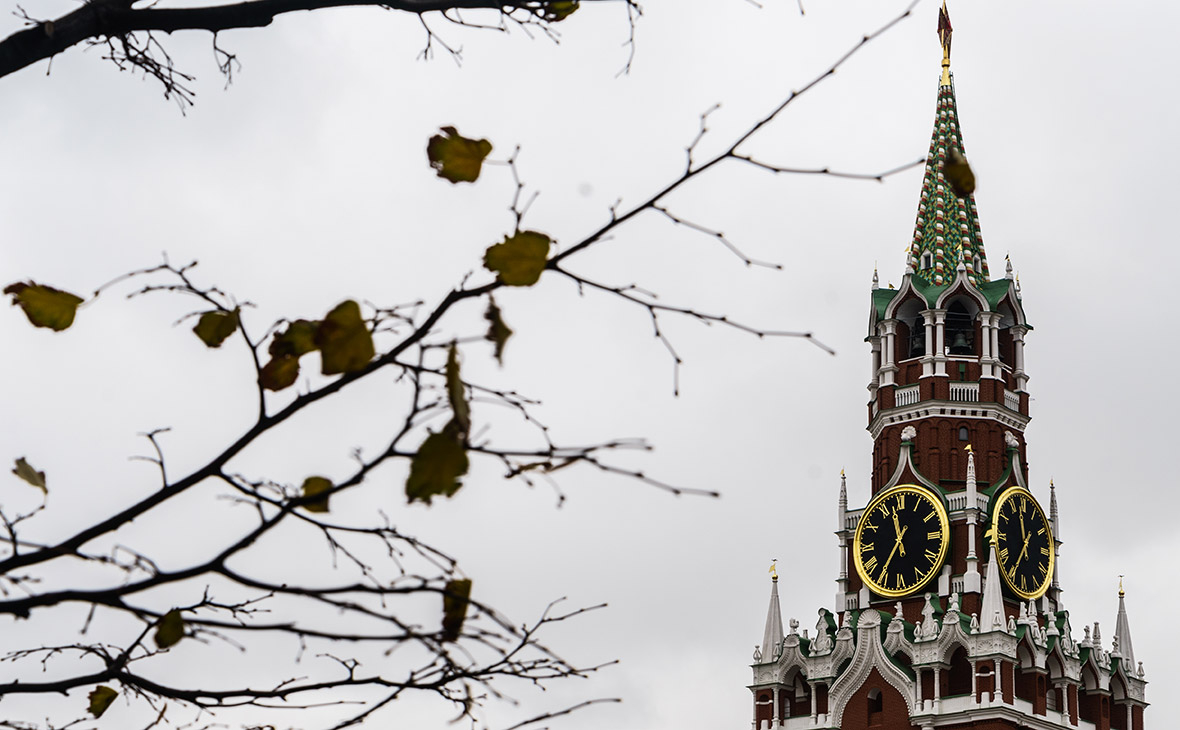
[971,660,979,705]
[932,310,948,377]
[916,667,924,711]
[880,320,898,387]
[1011,325,1029,391]
[869,337,882,391]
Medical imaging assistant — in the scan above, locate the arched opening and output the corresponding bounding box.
[1015,644,1036,702]
[958,425,969,442]
[945,300,975,355]
[996,303,1017,368]
[784,671,811,718]
[896,298,926,359]
[1078,665,1104,725]
[1046,684,1061,712]
[867,687,884,725]
[922,251,934,271]
[947,646,972,697]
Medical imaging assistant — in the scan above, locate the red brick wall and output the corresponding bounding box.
[841,668,918,730]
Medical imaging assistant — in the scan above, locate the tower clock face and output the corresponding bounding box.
[991,487,1054,600]
[853,485,950,598]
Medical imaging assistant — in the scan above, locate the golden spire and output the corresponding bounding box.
[1119,575,1125,597]
[769,559,778,582]
[938,1,953,86]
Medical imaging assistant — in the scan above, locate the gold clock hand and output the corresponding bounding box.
[892,509,906,556]
[880,538,901,580]
[1015,531,1031,568]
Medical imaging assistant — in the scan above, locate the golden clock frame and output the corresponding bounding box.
[989,486,1055,601]
[852,484,951,599]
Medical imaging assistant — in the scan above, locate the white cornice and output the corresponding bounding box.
[869,400,1029,440]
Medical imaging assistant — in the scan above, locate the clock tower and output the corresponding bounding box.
[747,6,1147,730]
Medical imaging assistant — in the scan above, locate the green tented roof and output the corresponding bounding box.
[907,76,989,287]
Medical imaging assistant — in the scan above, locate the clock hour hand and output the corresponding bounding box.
[892,509,906,556]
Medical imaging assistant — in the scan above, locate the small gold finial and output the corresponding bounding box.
[1119,575,1125,597]
[964,444,973,452]
[840,468,845,477]
[1050,478,1055,488]
[938,1,953,86]
[769,559,779,581]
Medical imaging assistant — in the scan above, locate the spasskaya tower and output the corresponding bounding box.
[746,5,1147,730]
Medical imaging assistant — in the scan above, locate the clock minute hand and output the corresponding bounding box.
[892,509,906,556]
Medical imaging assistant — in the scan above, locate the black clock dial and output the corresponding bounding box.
[853,485,949,598]
[991,487,1054,600]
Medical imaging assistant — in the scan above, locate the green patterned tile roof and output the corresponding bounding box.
[907,76,989,287]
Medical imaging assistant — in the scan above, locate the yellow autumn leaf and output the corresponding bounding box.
[943,148,976,197]
[484,297,512,365]
[269,319,319,358]
[300,476,333,513]
[427,126,493,184]
[446,344,470,436]
[315,301,374,375]
[441,578,472,642]
[543,1,579,21]
[11,457,46,493]
[4,281,83,331]
[154,609,184,649]
[406,420,468,505]
[259,355,300,391]
[192,309,239,348]
[88,685,118,718]
[483,231,551,287]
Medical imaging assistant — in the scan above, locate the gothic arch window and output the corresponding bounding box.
[921,252,934,270]
[972,254,982,273]
[958,425,969,441]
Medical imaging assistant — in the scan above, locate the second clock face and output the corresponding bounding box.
[991,487,1054,600]
[853,485,950,598]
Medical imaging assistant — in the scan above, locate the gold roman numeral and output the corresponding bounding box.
[896,493,906,510]
[923,511,936,523]
[863,556,879,574]
[927,530,941,541]
[999,547,1009,561]
[1040,546,1050,556]
[924,549,937,563]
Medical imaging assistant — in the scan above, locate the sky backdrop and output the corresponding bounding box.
[2,1,1178,728]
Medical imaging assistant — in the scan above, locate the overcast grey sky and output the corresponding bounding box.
[1,1,1177,728]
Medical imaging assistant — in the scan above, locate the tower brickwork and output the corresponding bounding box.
[747,6,1147,730]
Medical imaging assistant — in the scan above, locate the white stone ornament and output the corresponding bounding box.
[970,612,979,634]
[1004,430,1019,448]
[1007,615,1017,634]
[902,425,918,442]
[752,645,762,662]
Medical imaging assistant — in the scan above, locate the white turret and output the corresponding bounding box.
[759,567,784,663]
[1113,579,1137,669]
[980,540,1006,632]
